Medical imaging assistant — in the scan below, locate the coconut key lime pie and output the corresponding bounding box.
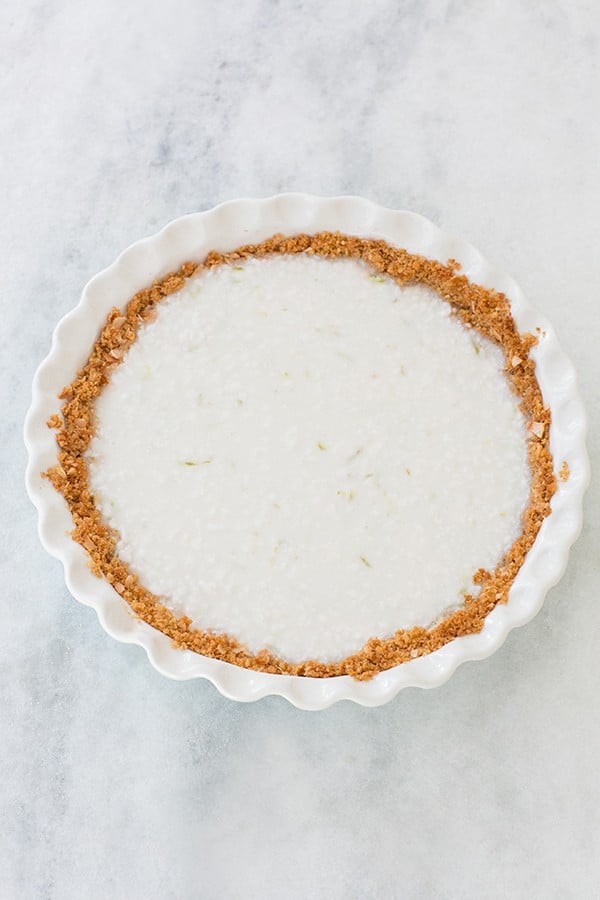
[45,232,555,680]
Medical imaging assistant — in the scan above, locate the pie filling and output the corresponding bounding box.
[46,233,556,679]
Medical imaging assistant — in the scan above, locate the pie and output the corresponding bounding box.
[45,232,555,679]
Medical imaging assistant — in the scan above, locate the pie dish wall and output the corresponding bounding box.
[24,195,589,708]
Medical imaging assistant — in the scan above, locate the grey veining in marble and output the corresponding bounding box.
[1,1,599,898]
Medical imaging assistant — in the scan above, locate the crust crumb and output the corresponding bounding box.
[43,233,555,680]
[559,461,570,482]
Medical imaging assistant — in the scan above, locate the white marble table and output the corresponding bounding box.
[2,1,599,897]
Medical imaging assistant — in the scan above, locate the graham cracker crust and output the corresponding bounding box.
[44,232,556,680]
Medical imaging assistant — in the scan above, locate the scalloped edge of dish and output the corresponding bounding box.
[24,194,590,709]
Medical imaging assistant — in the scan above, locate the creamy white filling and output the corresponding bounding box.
[87,255,530,662]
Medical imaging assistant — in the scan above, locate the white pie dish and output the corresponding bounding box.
[24,194,589,709]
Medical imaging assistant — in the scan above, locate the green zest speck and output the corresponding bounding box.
[180,458,212,467]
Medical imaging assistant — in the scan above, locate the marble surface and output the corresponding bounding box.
[2,1,599,897]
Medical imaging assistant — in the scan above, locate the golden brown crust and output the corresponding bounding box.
[559,461,570,482]
[44,232,556,680]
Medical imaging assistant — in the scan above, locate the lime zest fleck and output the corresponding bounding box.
[179,458,212,467]
[317,441,327,451]
[359,555,373,568]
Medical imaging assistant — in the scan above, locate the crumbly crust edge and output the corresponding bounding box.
[44,232,556,680]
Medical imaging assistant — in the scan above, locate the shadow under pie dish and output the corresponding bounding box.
[25,196,588,708]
